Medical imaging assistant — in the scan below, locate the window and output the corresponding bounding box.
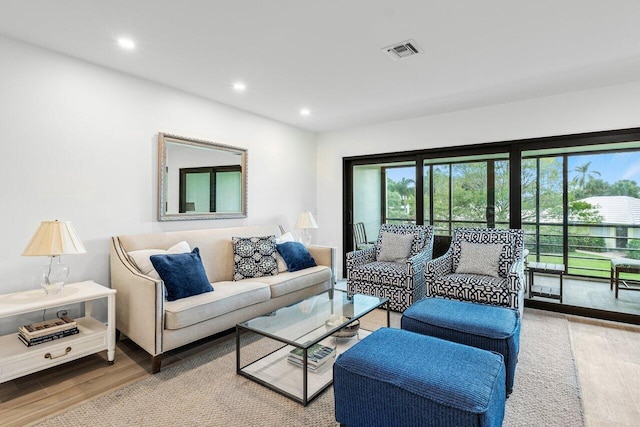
[425,155,509,235]
[344,127,640,322]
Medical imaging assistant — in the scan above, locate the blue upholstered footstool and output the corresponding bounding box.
[402,297,520,394]
[334,328,506,427]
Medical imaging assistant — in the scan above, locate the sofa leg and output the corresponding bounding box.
[151,354,163,374]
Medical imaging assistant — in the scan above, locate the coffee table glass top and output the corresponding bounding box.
[236,289,388,405]
[238,289,387,348]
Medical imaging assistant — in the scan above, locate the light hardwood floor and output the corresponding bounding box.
[1,309,639,426]
[568,315,640,426]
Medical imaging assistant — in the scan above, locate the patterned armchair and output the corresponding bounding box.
[425,227,525,313]
[347,224,434,312]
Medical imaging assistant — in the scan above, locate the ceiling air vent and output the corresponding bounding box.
[382,39,422,61]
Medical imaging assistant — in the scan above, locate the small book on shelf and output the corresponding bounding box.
[18,327,79,347]
[287,343,335,370]
[19,316,77,338]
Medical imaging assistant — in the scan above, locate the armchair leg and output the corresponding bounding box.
[151,354,163,374]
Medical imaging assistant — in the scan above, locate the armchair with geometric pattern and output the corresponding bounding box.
[347,224,434,312]
[425,227,525,314]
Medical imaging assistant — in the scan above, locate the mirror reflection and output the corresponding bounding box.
[158,133,247,221]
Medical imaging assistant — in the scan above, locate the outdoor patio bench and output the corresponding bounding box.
[528,261,564,302]
[611,258,640,298]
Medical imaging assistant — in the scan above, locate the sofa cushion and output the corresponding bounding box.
[377,232,413,263]
[150,248,213,301]
[430,273,511,307]
[164,281,271,329]
[375,224,427,259]
[276,241,317,272]
[254,265,332,298]
[455,241,503,278]
[275,232,295,272]
[127,241,191,280]
[232,235,278,281]
[452,229,515,278]
[348,261,409,288]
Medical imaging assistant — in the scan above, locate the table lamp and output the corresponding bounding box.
[22,220,87,295]
[294,211,318,246]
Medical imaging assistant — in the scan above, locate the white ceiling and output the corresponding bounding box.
[2,1,640,132]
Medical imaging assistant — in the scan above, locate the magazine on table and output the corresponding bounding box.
[287,343,335,370]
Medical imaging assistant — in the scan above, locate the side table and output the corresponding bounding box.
[0,280,116,384]
[528,262,564,302]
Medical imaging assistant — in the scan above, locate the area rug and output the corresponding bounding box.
[36,308,584,426]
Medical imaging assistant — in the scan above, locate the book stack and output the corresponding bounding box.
[18,316,79,347]
[287,343,335,371]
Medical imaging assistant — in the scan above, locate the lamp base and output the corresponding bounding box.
[41,281,65,295]
[40,257,69,295]
[299,229,312,246]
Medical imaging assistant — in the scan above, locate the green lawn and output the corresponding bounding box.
[536,252,613,279]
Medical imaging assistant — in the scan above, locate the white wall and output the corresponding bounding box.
[0,36,317,330]
[317,81,640,277]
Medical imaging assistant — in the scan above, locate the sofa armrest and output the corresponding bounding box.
[507,257,524,291]
[425,249,454,281]
[405,248,431,292]
[346,247,376,278]
[307,245,336,284]
[110,237,164,357]
[507,257,525,314]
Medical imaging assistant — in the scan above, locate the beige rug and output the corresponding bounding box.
[36,308,584,426]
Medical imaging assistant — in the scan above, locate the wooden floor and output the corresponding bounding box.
[0,332,230,427]
[568,315,640,426]
[1,310,640,426]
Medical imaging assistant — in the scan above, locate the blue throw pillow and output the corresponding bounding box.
[276,242,317,272]
[150,248,213,301]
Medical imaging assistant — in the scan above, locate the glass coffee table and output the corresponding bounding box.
[236,289,389,406]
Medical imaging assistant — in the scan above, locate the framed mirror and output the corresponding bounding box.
[158,133,247,221]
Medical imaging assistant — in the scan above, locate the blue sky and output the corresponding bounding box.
[568,152,640,184]
[386,167,415,183]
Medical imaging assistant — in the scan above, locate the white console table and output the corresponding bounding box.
[0,280,116,383]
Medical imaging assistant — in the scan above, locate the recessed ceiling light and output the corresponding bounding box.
[117,38,136,50]
[300,108,311,116]
[233,82,246,92]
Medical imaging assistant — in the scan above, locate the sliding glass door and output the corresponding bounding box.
[522,147,640,316]
[351,161,416,249]
[344,128,640,323]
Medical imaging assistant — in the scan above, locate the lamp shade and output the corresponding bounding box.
[22,220,87,256]
[294,211,318,229]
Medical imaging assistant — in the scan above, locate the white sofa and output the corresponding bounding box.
[110,224,335,373]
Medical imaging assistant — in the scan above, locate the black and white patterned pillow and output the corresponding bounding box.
[232,235,278,281]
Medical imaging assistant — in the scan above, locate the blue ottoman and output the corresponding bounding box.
[402,297,520,394]
[334,328,505,427]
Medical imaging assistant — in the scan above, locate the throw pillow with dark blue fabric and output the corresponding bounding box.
[150,248,213,301]
[276,242,317,272]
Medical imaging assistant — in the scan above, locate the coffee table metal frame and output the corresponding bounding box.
[236,289,389,406]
